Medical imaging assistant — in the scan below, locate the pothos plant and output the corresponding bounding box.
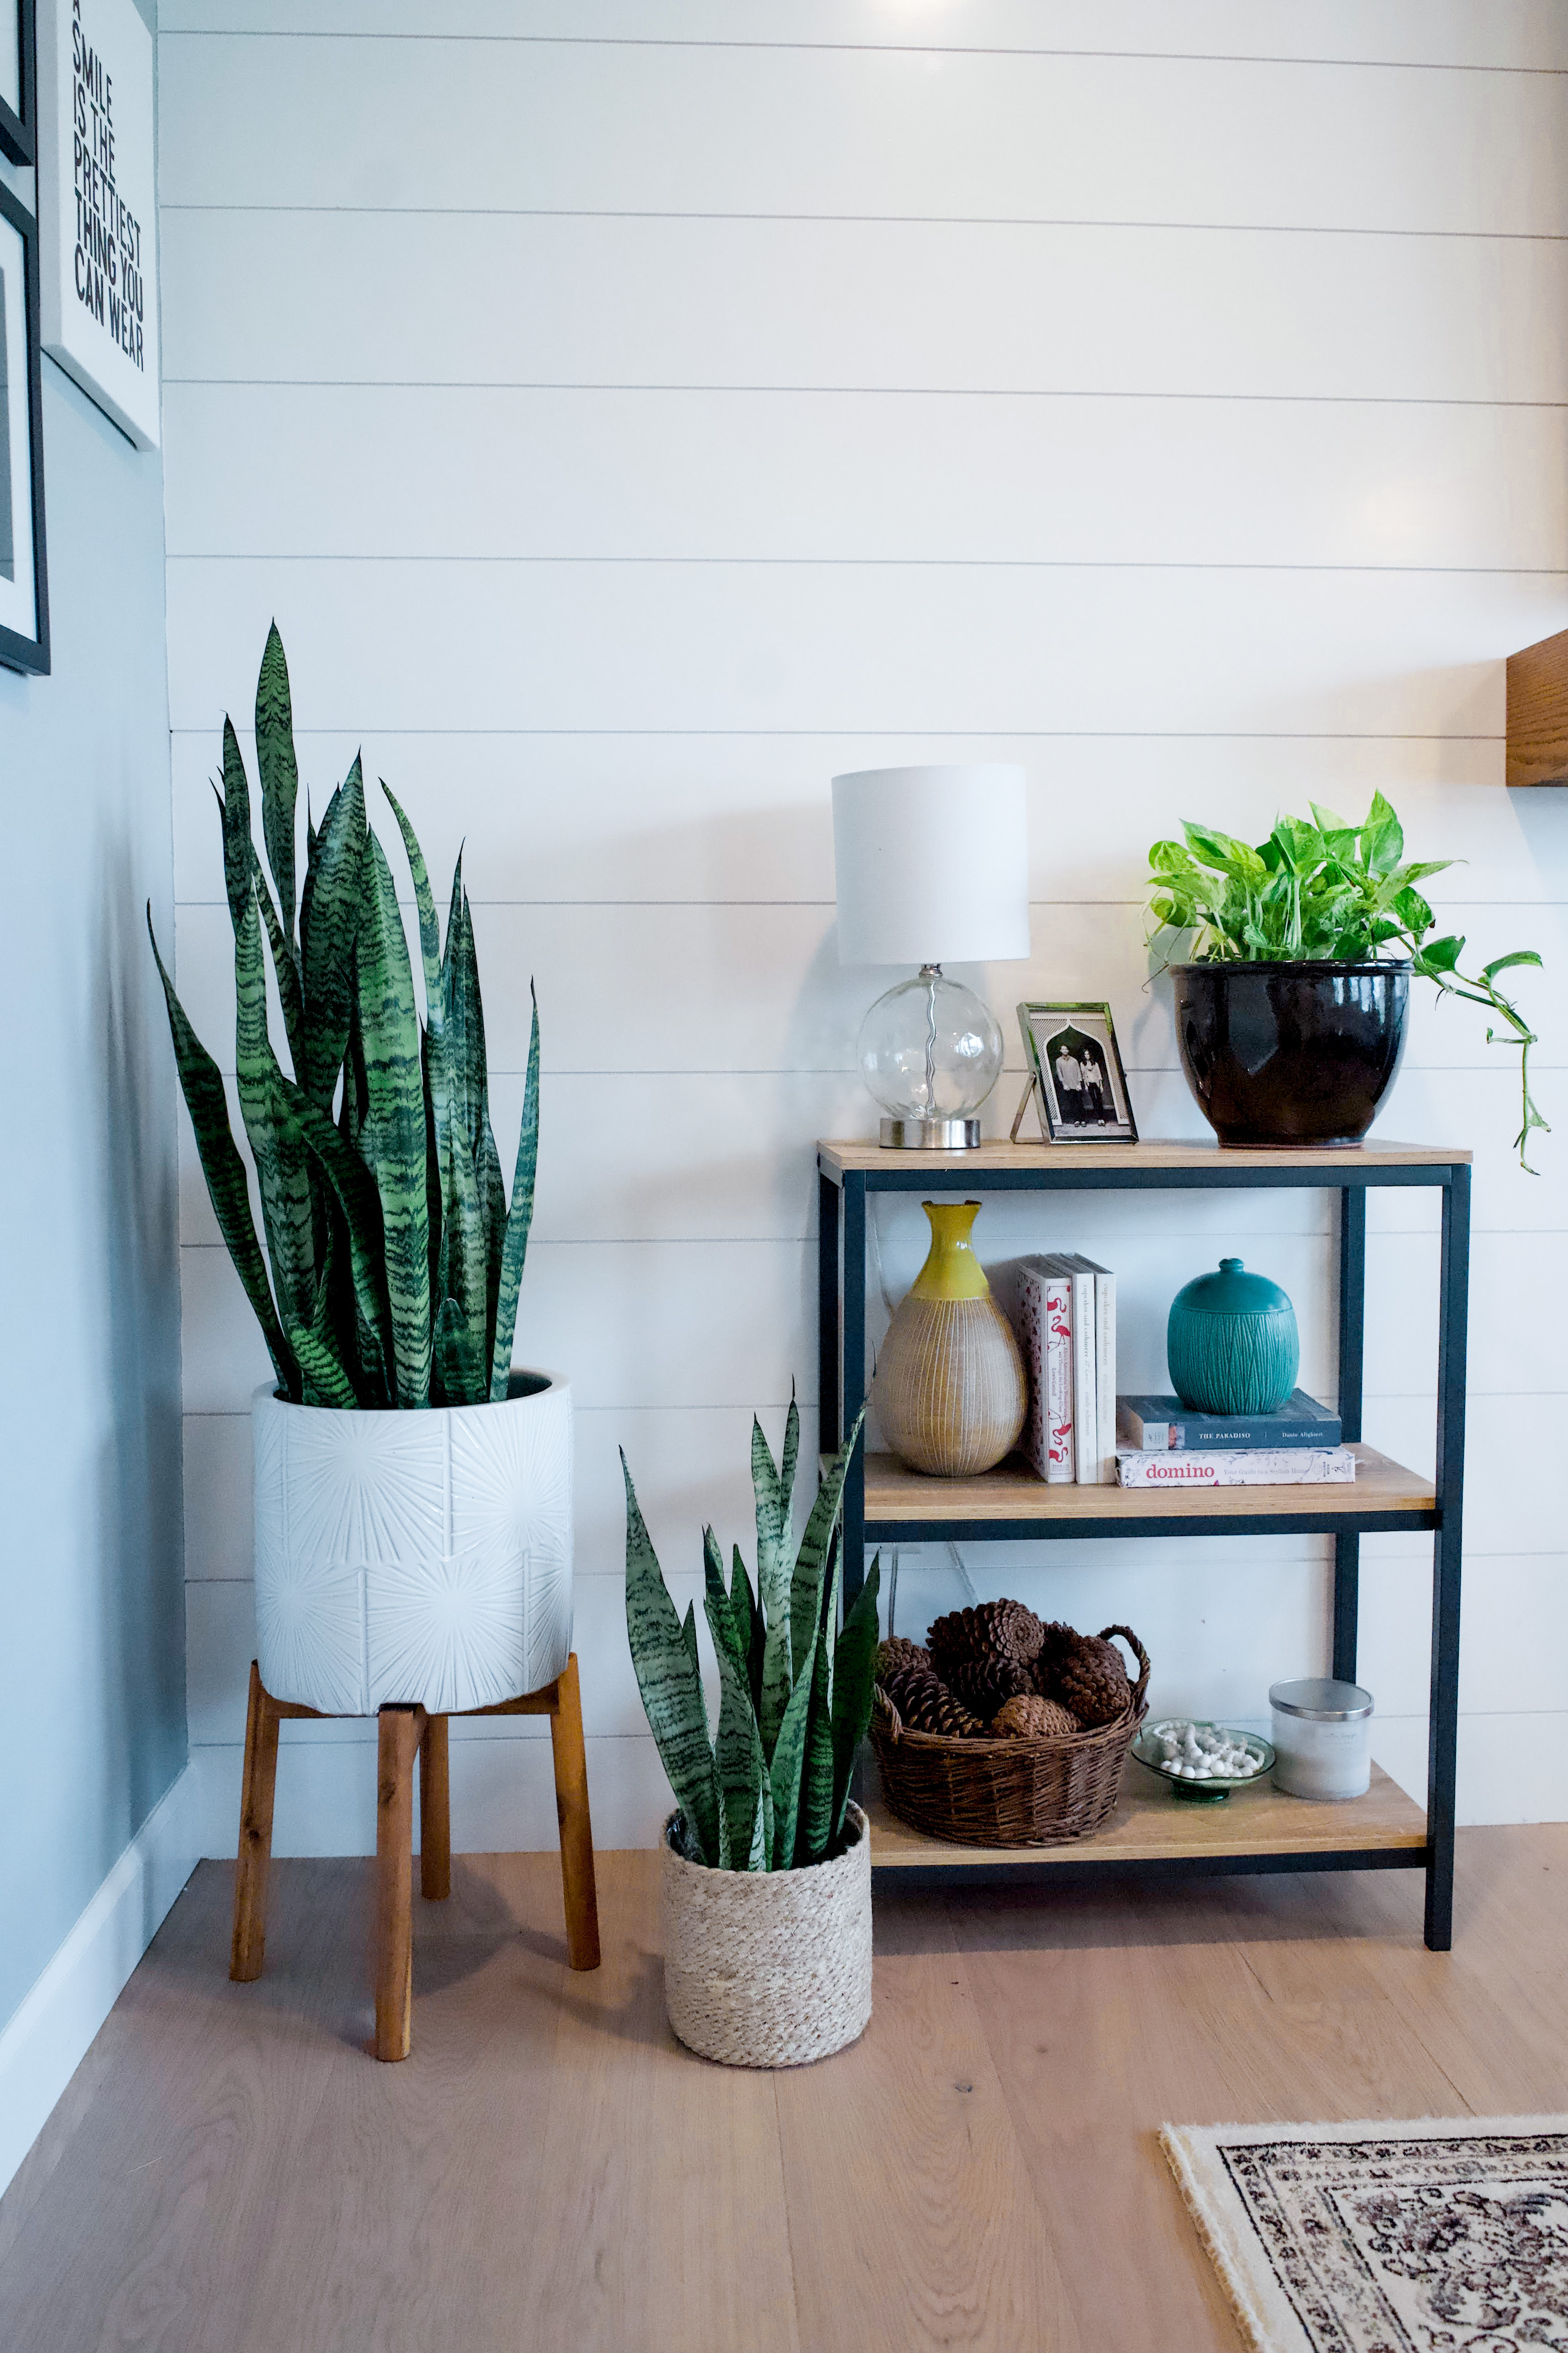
[623,1402,880,1871]
[149,623,539,1408]
[1145,791,1547,1170]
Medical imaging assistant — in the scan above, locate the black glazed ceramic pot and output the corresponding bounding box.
[1172,961,1410,1146]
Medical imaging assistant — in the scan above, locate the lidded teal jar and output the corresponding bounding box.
[1167,1259,1299,1416]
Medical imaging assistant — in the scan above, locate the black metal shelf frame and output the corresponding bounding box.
[818,1148,1471,1950]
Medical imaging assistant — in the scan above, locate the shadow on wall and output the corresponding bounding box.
[95,824,186,1861]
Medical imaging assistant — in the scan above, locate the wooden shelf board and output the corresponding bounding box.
[866,1758,1426,1870]
[861,1442,1434,1525]
[818,1136,1469,1176]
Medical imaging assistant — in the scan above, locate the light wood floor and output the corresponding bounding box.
[1,1830,1565,2352]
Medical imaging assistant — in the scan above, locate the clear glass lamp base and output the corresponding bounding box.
[857,967,1003,1150]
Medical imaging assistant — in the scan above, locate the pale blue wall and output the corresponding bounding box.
[0,38,183,2033]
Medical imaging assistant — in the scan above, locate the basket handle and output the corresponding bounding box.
[1097,1625,1151,1713]
[872,1686,905,1744]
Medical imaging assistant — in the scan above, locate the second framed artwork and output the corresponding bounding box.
[1013,1002,1137,1144]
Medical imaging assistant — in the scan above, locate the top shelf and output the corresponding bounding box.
[818,1136,1470,1177]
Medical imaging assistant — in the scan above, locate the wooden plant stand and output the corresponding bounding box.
[230,1652,602,2060]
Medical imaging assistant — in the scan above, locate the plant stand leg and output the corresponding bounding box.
[231,1661,281,1984]
[549,1654,601,1971]
[419,1714,451,1902]
[375,1705,426,2061]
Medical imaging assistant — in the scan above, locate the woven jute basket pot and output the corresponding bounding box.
[660,1802,872,2067]
[252,1371,573,1716]
[871,1626,1150,1847]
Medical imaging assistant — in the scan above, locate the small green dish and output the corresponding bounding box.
[1132,1721,1276,1803]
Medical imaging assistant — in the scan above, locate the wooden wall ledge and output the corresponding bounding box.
[1506,626,1568,786]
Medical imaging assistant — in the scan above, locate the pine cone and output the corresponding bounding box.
[875,1636,930,1681]
[879,1658,985,1739]
[946,1650,1035,1723]
[1054,1633,1133,1728]
[1033,1620,1082,1684]
[990,1695,1082,1740]
[929,1600,1045,1676]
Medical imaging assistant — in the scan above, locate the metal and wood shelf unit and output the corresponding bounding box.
[817,1137,1470,1949]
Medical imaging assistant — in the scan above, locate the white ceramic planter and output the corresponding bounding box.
[660,1803,872,2067]
[252,1373,573,1716]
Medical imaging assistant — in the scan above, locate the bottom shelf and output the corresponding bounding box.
[864,1757,1427,1877]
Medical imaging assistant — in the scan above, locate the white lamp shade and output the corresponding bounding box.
[832,765,1031,966]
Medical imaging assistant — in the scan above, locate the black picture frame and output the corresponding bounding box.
[0,0,35,169]
[1013,1000,1137,1144]
[0,177,49,675]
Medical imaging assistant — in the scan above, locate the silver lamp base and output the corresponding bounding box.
[879,1116,983,1150]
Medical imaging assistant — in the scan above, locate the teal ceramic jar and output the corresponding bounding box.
[1167,1258,1299,1416]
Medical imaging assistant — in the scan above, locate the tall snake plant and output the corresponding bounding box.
[624,1402,880,1871]
[148,623,539,1409]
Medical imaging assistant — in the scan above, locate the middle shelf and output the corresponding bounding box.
[860,1442,1437,1539]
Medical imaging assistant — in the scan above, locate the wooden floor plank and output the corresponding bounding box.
[501,1850,800,2353]
[775,1892,1082,2353]
[947,1869,1472,2353]
[0,1831,1564,2353]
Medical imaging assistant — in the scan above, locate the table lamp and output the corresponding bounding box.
[832,764,1031,1148]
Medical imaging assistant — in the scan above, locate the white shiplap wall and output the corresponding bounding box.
[157,1,1568,1854]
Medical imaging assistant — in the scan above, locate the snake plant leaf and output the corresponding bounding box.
[383,782,457,1319]
[830,1556,881,1842]
[250,847,308,1087]
[754,1419,792,1756]
[796,1625,836,1866]
[739,1547,767,1715]
[714,1641,769,1872]
[479,1121,507,1373]
[287,1321,358,1409]
[780,1388,800,1530]
[147,909,299,1400]
[299,760,366,1110]
[231,868,317,1341]
[791,1410,865,1631]
[488,983,539,1402]
[255,621,301,969]
[727,1544,759,1704]
[219,719,253,931]
[702,1526,748,1685]
[782,1410,865,1728]
[768,1652,816,1872]
[436,1089,489,1403]
[357,824,432,1408]
[271,1072,392,1405]
[434,1295,484,1409]
[623,1454,722,1867]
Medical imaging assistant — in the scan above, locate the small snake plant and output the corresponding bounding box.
[1146,791,1548,1170]
[624,1402,879,1870]
[149,623,539,1409]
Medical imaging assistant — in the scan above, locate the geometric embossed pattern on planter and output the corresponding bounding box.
[252,1375,574,1714]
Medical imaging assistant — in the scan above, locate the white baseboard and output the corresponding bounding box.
[0,1762,200,2203]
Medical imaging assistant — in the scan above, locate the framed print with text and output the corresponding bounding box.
[1014,1001,1136,1144]
[0,180,50,675]
[1,0,36,166]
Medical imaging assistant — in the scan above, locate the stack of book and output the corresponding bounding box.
[1013,1254,1116,1485]
[1114,1389,1356,1487]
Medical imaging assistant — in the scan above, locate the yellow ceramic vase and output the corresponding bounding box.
[871,1202,1027,1478]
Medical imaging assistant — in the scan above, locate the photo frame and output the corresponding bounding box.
[1012,1001,1137,1144]
[1,0,36,167]
[0,179,50,675]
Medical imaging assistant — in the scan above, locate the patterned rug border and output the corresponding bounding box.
[1160,2114,1568,2353]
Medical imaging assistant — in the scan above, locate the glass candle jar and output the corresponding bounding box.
[1268,1678,1373,1801]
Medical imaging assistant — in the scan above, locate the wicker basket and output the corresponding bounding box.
[870,1624,1151,1847]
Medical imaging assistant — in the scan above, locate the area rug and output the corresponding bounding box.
[1161,2115,1568,2352]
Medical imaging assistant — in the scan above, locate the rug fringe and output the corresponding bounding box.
[1158,2125,1276,2353]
